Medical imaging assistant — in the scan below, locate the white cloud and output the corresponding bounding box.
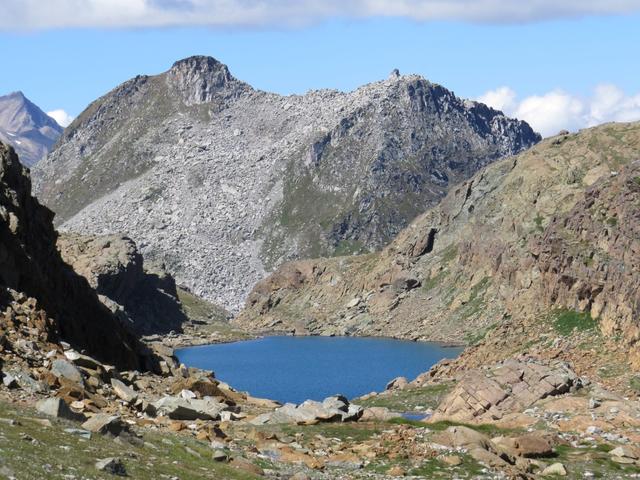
[47,109,74,127]
[2,0,640,30]
[477,85,640,137]
[477,86,516,113]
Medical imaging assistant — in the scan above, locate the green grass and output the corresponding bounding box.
[278,422,383,443]
[356,383,453,412]
[0,401,261,480]
[534,213,545,232]
[553,443,640,478]
[333,239,366,256]
[409,456,485,477]
[633,176,640,186]
[421,269,449,292]
[440,244,459,263]
[606,216,618,227]
[551,309,597,336]
[464,323,496,346]
[177,287,229,323]
[630,376,640,394]
[424,420,520,437]
[456,276,491,321]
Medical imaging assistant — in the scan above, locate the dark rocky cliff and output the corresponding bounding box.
[0,142,147,369]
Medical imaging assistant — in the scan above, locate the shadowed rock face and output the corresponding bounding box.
[0,142,146,370]
[33,55,540,312]
[57,233,189,335]
[235,122,640,359]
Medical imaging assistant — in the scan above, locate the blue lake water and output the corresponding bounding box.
[176,336,463,404]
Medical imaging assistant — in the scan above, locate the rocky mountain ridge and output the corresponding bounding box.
[33,55,540,312]
[0,91,62,167]
[235,121,640,370]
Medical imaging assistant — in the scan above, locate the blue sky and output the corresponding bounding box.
[1,1,639,136]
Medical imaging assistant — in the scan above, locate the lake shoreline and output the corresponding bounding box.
[176,335,464,405]
[172,329,467,351]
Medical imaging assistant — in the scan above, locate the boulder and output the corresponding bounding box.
[153,396,227,420]
[431,357,580,422]
[610,445,640,461]
[494,434,554,458]
[64,350,103,370]
[445,426,494,450]
[110,378,137,403]
[250,396,363,425]
[360,407,403,422]
[36,397,85,422]
[95,457,127,476]
[81,414,126,436]
[2,372,17,389]
[386,377,409,391]
[51,359,84,385]
[542,463,567,476]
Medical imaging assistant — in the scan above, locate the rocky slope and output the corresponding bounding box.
[0,91,62,167]
[235,122,640,361]
[33,56,540,311]
[0,141,148,369]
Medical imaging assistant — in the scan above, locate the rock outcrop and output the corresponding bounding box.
[34,55,539,311]
[430,357,581,422]
[0,142,147,369]
[524,162,640,365]
[57,233,190,334]
[235,122,640,359]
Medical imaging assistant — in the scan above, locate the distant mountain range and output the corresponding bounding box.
[33,56,540,311]
[0,91,63,167]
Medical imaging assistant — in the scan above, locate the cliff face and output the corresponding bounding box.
[57,233,190,335]
[234,122,640,367]
[0,142,146,369]
[33,56,539,312]
[524,162,640,360]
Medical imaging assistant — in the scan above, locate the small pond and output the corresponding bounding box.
[176,336,462,404]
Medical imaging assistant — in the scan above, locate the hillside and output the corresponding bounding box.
[33,56,540,311]
[235,121,640,368]
[0,91,62,167]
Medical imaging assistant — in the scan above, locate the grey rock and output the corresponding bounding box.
[2,372,17,388]
[34,56,540,313]
[542,462,567,476]
[153,396,227,420]
[252,396,362,425]
[51,359,84,385]
[111,378,137,403]
[385,376,409,391]
[36,397,85,422]
[212,450,228,462]
[64,350,102,370]
[81,414,126,435]
[64,428,92,439]
[95,457,127,476]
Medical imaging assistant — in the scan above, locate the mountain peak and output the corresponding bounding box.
[6,91,26,100]
[166,55,250,105]
[0,91,62,167]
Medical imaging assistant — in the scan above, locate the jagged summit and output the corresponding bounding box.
[166,55,252,105]
[34,56,540,312]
